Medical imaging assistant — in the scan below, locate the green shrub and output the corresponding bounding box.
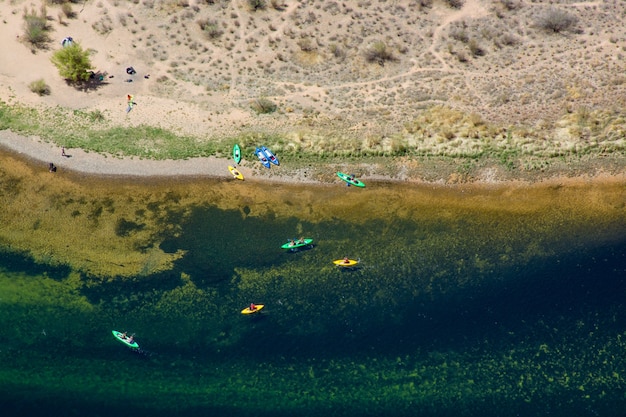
[28,79,51,96]
[50,43,94,83]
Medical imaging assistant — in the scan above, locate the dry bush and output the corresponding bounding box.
[445,0,465,9]
[248,0,266,11]
[418,0,433,8]
[450,27,469,43]
[536,8,578,33]
[499,0,521,11]
[23,5,50,48]
[61,3,75,18]
[364,41,396,66]
[329,43,346,59]
[29,78,51,96]
[250,98,277,114]
[297,38,316,52]
[198,19,223,39]
[270,0,286,10]
[499,33,519,46]
[92,15,113,35]
[468,39,486,56]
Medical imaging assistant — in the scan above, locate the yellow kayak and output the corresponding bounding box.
[228,165,244,180]
[333,259,359,267]
[241,304,264,315]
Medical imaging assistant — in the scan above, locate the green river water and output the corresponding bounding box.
[0,156,625,416]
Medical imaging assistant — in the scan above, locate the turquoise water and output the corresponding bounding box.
[1,181,626,416]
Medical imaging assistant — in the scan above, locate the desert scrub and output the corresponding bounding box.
[250,98,277,114]
[445,0,465,9]
[535,8,579,34]
[22,4,50,48]
[28,79,51,96]
[60,2,75,19]
[198,19,223,39]
[364,41,396,66]
[248,0,266,11]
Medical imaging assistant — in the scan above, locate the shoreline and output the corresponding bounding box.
[1,129,625,187]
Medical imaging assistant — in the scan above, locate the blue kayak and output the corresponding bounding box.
[261,146,279,166]
[255,147,271,168]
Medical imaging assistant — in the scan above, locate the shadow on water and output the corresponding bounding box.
[228,240,626,360]
[0,248,71,280]
[158,205,369,287]
[360,241,626,354]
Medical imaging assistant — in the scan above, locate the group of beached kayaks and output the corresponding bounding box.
[227,144,280,181]
[227,144,367,188]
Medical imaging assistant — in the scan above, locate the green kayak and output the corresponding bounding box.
[233,143,241,164]
[337,172,365,188]
[233,144,242,164]
[281,238,314,250]
[112,330,139,349]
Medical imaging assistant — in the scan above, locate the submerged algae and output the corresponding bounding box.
[1,149,626,415]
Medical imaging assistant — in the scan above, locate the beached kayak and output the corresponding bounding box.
[261,146,280,166]
[337,172,365,187]
[255,147,271,168]
[233,144,241,164]
[241,304,265,315]
[228,165,244,180]
[281,238,314,250]
[333,259,359,267]
[112,330,139,349]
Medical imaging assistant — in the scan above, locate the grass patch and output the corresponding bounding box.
[28,79,51,96]
[1,100,624,175]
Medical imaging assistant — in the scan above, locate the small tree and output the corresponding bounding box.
[50,43,93,83]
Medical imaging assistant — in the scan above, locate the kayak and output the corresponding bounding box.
[228,165,244,180]
[233,144,241,164]
[333,259,359,267]
[337,172,365,188]
[255,147,271,168]
[241,304,264,315]
[261,146,279,166]
[281,238,314,250]
[112,330,139,349]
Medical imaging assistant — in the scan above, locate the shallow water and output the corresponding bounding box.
[1,154,626,416]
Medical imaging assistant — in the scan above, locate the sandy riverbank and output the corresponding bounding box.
[2,128,625,189]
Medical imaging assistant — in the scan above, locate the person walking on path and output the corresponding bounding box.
[126,94,136,113]
[61,147,66,157]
